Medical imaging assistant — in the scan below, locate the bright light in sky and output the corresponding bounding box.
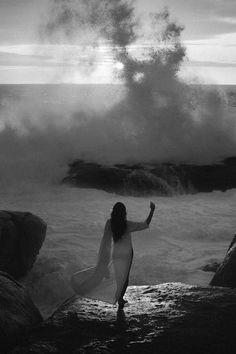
[115,62,125,71]
[0,0,236,84]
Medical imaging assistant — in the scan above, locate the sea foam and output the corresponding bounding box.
[0,185,234,317]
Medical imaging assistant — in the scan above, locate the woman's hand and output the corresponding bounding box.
[146,202,155,225]
[150,201,155,211]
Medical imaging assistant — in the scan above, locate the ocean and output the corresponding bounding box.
[0,84,236,317]
[1,184,236,317]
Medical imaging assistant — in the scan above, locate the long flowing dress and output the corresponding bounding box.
[71,219,149,304]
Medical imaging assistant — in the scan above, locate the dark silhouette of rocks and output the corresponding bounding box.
[12,283,236,354]
[202,260,220,273]
[63,157,236,195]
[0,211,47,279]
[0,271,42,353]
[63,160,178,196]
[210,234,236,287]
[181,156,236,193]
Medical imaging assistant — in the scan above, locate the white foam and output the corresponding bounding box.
[0,186,234,317]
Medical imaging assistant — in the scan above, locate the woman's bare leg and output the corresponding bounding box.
[118,251,133,307]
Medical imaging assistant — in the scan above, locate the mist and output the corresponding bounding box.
[0,0,236,186]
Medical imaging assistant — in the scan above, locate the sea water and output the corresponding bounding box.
[0,185,235,317]
[0,84,236,317]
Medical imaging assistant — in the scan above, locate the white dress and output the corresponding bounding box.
[71,220,149,304]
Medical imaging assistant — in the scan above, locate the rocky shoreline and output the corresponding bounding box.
[11,283,236,354]
[1,215,236,353]
[63,157,236,196]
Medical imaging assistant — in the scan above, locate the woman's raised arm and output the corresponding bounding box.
[146,201,155,225]
[127,202,156,233]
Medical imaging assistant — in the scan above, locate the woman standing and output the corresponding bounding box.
[110,201,155,308]
[71,202,155,309]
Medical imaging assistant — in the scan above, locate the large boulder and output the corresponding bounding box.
[0,211,46,278]
[12,283,236,353]
[210,234,236,287]
[0,271,42,353]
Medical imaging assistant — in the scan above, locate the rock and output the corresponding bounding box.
[123,170,175,196]
[210,234,236,287]
[62,160,183,196]
[0,211,47,278]
[63,157,236,196]
[180,157,236,193]
[0,271,42,353]
[12,283,236,353]
[202,260,220,273]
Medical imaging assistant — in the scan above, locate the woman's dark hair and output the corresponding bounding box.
[111,202,127,242]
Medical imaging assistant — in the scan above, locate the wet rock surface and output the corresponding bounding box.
[0,211,47,278]
[12,283,236,354]
[63,160,181,196]
[0,271,42,353]
[63,157,236,196]
[202,259,220,273]
[210,234,236,287]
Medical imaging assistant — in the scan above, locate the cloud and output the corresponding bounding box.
[185,32,236,46]
[184,33,236,69]
[186,60,236,68]
[0,43,117,83]
[0,51,53,67]
[164,0,236,18]
[135,0,236,41]
[180,64,236,85]
[215,16,236,25]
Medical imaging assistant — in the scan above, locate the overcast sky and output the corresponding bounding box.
[0,0,236,84]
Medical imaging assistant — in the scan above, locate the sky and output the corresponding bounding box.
[0,0,236,84]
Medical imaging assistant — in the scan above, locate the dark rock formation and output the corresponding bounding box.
[12,283,236,354]
[210,234,236,287]
[180,156,236,193]
[62,160,185,196]
[202,260,220,273]
[63,157,236,196]
[0,271,42,353]
[0,211,47,278]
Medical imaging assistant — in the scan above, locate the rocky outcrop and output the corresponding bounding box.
[63,157,236,196]
[12,283,236,354]
[0,271,42,353]
[62,160,185,196]
[0,211,47,278]
[180,156,236,192]
[202,260,220,273]
[210,234,236,287]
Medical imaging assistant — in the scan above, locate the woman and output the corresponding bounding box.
[71,201,155,309]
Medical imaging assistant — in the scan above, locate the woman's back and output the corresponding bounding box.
[109,219,149,258]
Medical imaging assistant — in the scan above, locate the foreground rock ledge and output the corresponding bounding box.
[13,283,236,354]
[0,272,42,353]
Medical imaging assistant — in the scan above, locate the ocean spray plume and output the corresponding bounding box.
[0,4,236,187]
[39,0,137,76]
[41,0,136,46]
[105,8,236,163]
[40,1,236,164]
